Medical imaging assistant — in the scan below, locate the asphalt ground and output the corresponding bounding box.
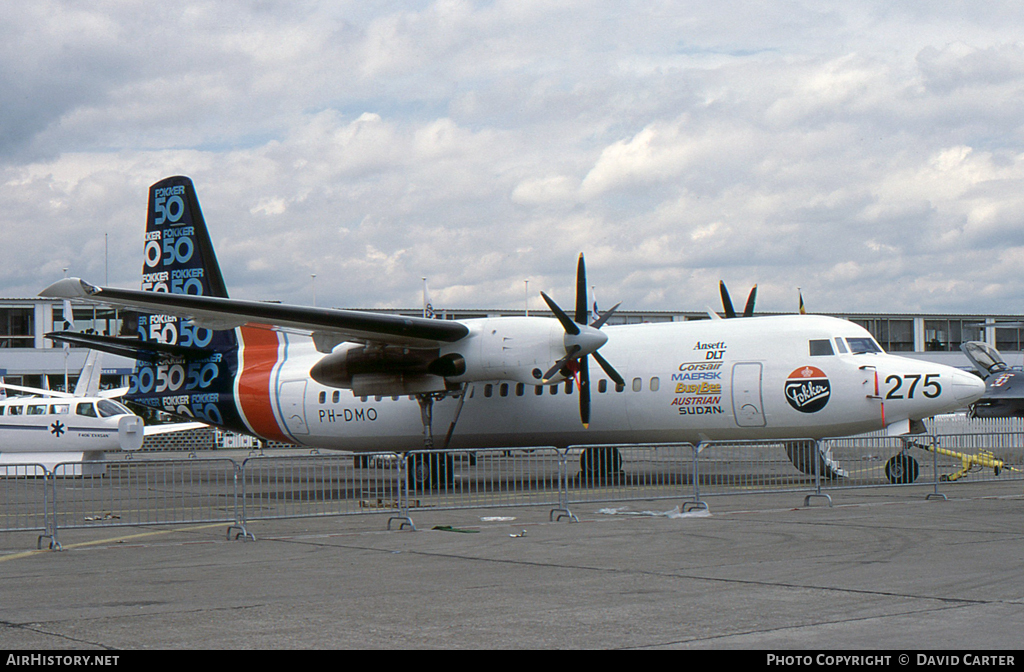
[1,480,1023,654]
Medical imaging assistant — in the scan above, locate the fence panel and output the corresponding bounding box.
[564,443,696,506]
[50,458,239,531]
[0,464,52,535]
[240,453,403,521]
[689,439,823,495]
[402,448,564,512]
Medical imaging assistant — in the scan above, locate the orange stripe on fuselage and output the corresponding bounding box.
[236,325,289,442]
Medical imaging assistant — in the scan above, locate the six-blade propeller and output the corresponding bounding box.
[540,254,624,427]
[719,281,757,318]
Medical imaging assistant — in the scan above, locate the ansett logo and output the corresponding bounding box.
[785,366,830,413]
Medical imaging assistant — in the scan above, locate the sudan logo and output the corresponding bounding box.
[785,366,830,413]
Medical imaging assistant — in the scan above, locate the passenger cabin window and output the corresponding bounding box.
[846,337,883,354]
[484,384,493,398]
[632,377,642,392]
[534,385,543,396]
[515,383,524,396]
[809,339,834,356]
[50,404,69,415]
[598,379,607,394]
[319,391,326,404]
[27,405,46,415]
[9,405,23,415]
[650,377,660,392]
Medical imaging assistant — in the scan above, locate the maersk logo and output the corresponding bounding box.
[785,366,830,413]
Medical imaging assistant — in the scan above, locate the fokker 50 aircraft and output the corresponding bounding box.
[41,176,986,485]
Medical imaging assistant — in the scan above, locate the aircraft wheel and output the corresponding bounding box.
[407,453,455,491]
[579,447,622,482]
[885,454,919,485]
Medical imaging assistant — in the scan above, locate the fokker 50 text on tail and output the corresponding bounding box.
[41,176,985,485]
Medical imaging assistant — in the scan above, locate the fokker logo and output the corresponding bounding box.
[50,421,65,438]
[785,367,830,414]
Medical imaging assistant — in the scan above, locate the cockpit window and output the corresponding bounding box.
[846,337,883,354]
[834,337,848,354]
[96,399,130,417]
[961,341,1007,375]
[809,339,834,356]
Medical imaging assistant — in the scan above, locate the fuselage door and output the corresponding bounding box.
[731,362,766,427]
[279,379,310,435]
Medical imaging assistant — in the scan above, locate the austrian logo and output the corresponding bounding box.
[785,366,830,413]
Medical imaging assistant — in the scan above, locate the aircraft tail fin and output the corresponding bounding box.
[129,177,244,433]
[73,350,104,397]
[142,176,229,299]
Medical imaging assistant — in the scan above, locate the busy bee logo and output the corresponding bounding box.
[785,366,830,413]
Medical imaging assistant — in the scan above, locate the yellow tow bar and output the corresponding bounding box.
[915,440,1021,482]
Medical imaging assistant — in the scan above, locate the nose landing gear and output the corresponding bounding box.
[885,452,920,484]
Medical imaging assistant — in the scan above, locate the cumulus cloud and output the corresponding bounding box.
[2,2,1024,316]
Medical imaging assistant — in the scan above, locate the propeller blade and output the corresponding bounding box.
[590,302,621,329]
[743,285,757,318]
[575,253,588,325]
[593,351,625,387]
[579,354,591,427]
[540,291,580,335]
[719,281,736,319]
[542,345,580,382]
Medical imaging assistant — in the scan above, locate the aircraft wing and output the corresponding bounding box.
[143,421,209,436]
[41,278,469,350]
[0,382,75,398]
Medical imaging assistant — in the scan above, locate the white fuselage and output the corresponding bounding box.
[245,315,985,451]
[0,397,137,455]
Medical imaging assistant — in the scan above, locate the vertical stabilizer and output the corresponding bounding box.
[129,176,247,435]
[142,176,229,298]
[73,350,103,397]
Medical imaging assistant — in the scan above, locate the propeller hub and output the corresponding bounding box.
[566,325,607,356]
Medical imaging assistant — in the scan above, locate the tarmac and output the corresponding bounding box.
[1,480,1023,651]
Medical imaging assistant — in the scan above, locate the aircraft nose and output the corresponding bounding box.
[950,370,986,404]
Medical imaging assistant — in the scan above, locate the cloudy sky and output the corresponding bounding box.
[3,1,1024,316]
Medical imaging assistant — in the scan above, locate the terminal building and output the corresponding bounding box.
[2,295,1022,390]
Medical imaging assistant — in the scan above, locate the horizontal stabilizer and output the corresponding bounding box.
[45,331,216,362]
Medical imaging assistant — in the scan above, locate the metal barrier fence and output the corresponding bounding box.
[49,458,240,541]
[0,464,56,548]
[3,430,1023,549]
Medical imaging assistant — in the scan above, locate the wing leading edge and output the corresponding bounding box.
[40,278,470,351]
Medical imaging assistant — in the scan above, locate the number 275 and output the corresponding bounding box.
[885,374,941,399]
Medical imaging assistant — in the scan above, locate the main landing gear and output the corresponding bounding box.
[578,446,623,483]
[406,389,467,490]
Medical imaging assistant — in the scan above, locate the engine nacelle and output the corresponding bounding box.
[309,317,577,394]
[439,317,571,386]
